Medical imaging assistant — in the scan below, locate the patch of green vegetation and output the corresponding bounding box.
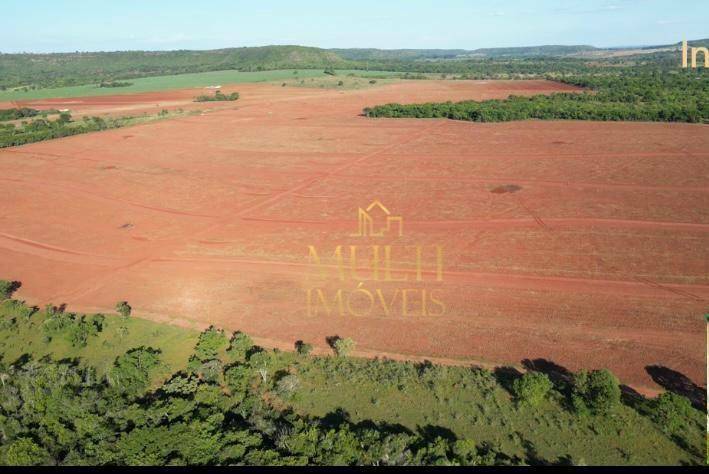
[0,294,703,466]
[0,108,43,122]
[194,91,240,102]
[364,72,709,123]
[99,81,133,88]
[0,108,199,148]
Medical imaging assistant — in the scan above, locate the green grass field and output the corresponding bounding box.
[0,69,401,102]
[0,299,198,384]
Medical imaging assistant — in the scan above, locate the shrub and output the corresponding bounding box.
[67,315,102,347]
[295,340,313,356]
[0,280,18,299]
[512,372,553,407]
[115,301,131,318]
[571,369,621,415]
[333,338,355,357]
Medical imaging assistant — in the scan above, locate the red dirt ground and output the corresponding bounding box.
[0,86,247,120]
[0,79,707,394]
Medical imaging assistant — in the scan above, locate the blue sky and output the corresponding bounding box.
[1,0,705,53]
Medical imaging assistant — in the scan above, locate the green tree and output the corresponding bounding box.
[4,438,53,466]
[645,392,694,433]
[572,369,621,415]
[512,372,554,407]
[108,347,161,396]
[194,326,228,361]
[226,332,254,362]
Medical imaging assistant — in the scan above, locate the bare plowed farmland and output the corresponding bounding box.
[1,80,706,393]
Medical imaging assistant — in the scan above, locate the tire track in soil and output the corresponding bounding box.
[148,255,709,300]
[52,121,448,304]
[0,177,218,218]
[330,172,709,193]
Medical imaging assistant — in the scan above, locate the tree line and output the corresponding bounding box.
[364,72,708,124]
[0,113,119,148]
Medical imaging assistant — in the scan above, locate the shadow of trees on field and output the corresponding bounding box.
[645,365,706,410]
[417,424,457,442]
[619,384,646,409]
[493,366,523,395]
[325,335,341,350]
[521,358,573,392]
[522,439,578,466]
[5,281,22,298]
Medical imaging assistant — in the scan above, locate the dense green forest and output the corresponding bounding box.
[364,72,709,123]
[0,282,704,466]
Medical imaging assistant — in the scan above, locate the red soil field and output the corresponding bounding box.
[0,80,707,393]
[0,86,245,120]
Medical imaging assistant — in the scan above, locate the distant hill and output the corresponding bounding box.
[330,45,599,60]
[470,45,598,57]
[1,40,705,90]
[331,41,709,60]
[330,49,470,61]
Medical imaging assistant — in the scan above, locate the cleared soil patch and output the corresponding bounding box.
[491,184,523,194]
[0,79,706,394]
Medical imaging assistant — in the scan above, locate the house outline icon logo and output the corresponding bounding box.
[352,200,403,237]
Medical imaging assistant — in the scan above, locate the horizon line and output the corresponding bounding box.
[2,38,705,56]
